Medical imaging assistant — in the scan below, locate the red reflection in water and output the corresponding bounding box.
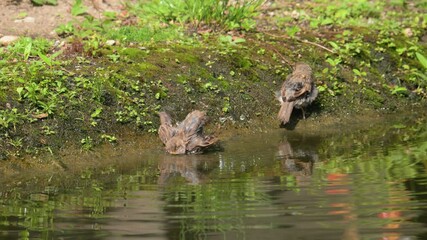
[324,173,359,239]
[324,173,412,240]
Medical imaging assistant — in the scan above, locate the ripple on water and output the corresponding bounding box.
[1,116,427,239]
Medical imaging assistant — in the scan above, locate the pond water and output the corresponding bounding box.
[1,114,427,240]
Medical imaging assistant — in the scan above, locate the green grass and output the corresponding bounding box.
[132,0,263,31]
[105,25,184,43]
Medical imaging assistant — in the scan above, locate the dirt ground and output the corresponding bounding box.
[0,0,123,38]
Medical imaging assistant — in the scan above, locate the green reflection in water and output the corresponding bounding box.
[0,114,426,239]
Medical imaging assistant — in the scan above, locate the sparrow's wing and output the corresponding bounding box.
[280,74,292,101]
[159,111,173,126]
[186,135,218,153]
[289,72,312,99]
[158,112,176,144]
[179,110,207,136]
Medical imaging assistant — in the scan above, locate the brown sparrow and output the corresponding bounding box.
[277,63,318,125]
[158,110,218,154]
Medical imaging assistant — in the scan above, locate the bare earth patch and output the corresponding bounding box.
[0,0,123,38]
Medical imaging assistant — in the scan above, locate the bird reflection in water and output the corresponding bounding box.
[158,154,218,185]
[276,137,319,177]
[158,110,218,155]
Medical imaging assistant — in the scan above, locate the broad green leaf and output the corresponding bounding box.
[24,42,32,60]
[16,87,24,97]
[38,52,52,66]
[415,52,427,70]
[328,41,339,50]
[51,50,63,60]
[91,108,102,118]
[71,0,87,16]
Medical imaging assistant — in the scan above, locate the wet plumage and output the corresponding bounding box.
[158,110,218,154]
[277,63,318,125]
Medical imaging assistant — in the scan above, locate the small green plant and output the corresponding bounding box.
[0,108,24,130]
[81,136,93,151]
[6,37,51,60]
[55,22,75,37]
[38,50,62,67]
[321,64,343,96]
[218,35,246,46]
[390,85,408,96]
[202,82,219,93]
[16,12,28,19]
[90,107,103,126]
[325,57,341,67]
[91,108,102,119]
[222,96,231,113]
[42,125,56,136]
[153,80,168,100]
[101,134,117,143]
[31,0,57,6]
[8,137,23,148]
[39,100,57,114]
[107,54,120,63]
[286,26,300,37]
[352,68,367,85]
[416,52,427,70]
[71,0,88,16]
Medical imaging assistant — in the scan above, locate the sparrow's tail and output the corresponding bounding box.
[278,101,295,125]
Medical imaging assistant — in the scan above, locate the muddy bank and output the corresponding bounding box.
[1,37,424,161]
[1,1,426,164]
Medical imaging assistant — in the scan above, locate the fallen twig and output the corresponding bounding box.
[262,31,335,54]
[272,49,294,69]
[298,38,335,53]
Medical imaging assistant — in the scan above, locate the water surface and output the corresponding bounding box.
[1,115,427,240]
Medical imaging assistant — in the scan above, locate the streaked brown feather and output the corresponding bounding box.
[159,110,218,154]
[158,112,176,144]
[277,63,318,125]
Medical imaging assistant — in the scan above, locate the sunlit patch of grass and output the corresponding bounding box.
[3,37,52,60]
[105,25,185,43]
[308,0,384,28]
[132,0,264,31]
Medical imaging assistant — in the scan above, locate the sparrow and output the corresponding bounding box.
[277,63,318,125]
[158,110,218,154]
